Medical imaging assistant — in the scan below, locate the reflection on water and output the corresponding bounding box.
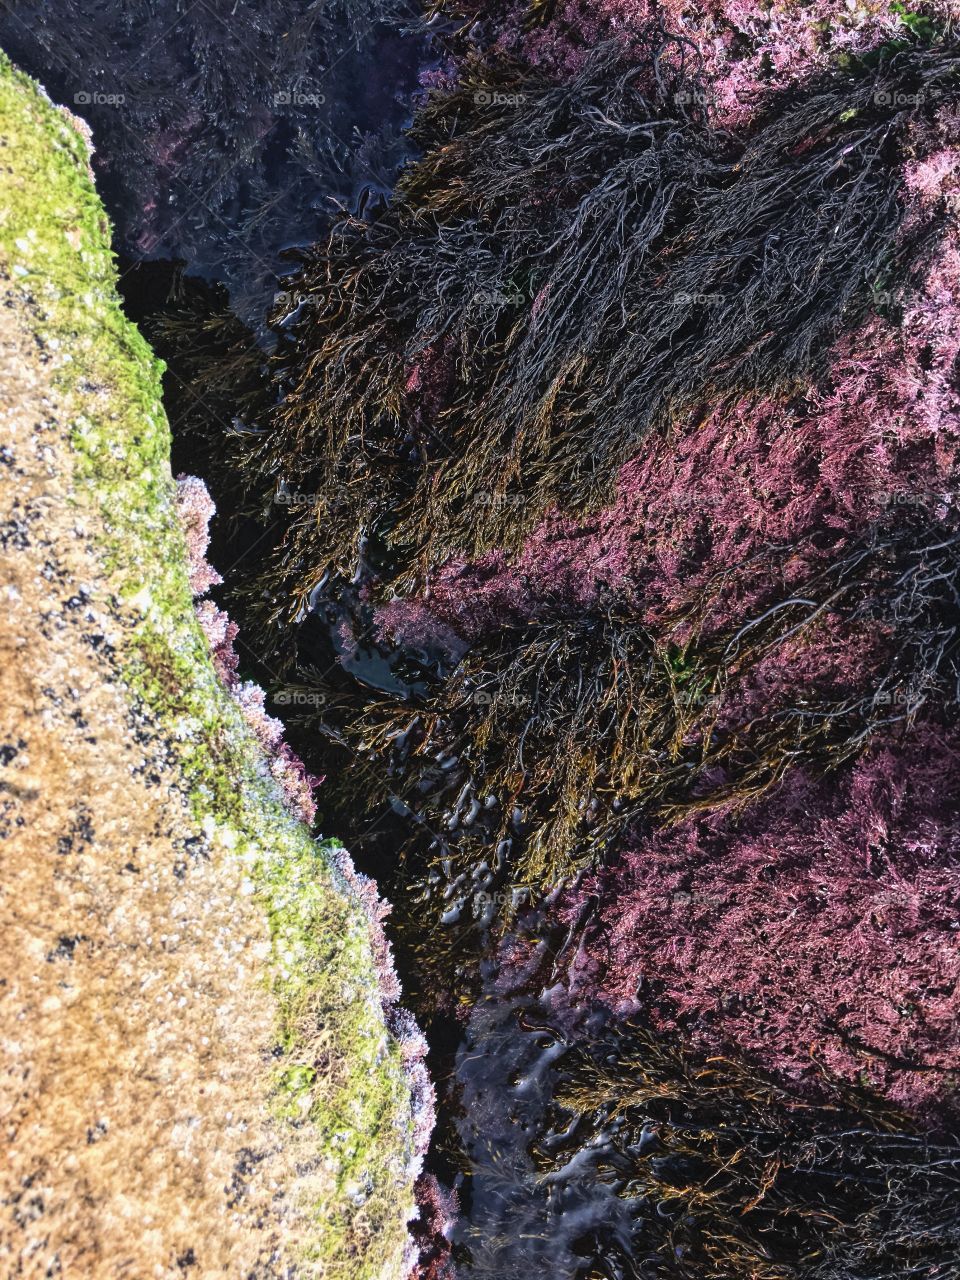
[452,982,640,1280]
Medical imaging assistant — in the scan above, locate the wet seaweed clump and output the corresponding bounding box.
[253,30,956,594]
[533,1021,960,1280]
[351,517,960,888]
[491,718,960,1115]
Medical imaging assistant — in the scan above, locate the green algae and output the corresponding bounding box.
[0,50,419,1278]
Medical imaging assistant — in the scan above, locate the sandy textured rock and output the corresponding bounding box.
[0,52,423,1279]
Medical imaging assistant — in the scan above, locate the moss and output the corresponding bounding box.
[0,50,418,1277]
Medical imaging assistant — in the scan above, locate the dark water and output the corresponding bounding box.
[451,984,642,1280]
[0,0,428,326]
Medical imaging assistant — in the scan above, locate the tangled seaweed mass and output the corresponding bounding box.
[7,0,960,1275]
[236,6,960,866]
[225,3,960,1273]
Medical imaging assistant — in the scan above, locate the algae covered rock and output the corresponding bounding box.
[0,50,428,1278]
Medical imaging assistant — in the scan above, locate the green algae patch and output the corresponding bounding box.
[0,51,420,1278]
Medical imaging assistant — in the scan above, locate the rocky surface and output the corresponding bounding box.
[0,52,426,1279]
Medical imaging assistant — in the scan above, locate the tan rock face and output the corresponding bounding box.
[0,264,314,1279]
[0,53,425,1280]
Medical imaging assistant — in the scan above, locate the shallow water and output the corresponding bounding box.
[0,0,427,325]
[451,985,642,1279]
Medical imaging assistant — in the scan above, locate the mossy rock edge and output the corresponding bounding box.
[0,50,424,1279]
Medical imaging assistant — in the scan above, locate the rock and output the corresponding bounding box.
[0,51,427,1278]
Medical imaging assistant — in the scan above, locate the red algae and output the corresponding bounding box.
[176,475,321,826]
[499,722,960,1115]
[495,0,952,126]
[378,231,960,654]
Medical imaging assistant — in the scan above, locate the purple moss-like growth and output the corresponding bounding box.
[406,1174,458,1280]
[176,475,321,826]
[496,723,960,1114]
[487,0,951,123]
